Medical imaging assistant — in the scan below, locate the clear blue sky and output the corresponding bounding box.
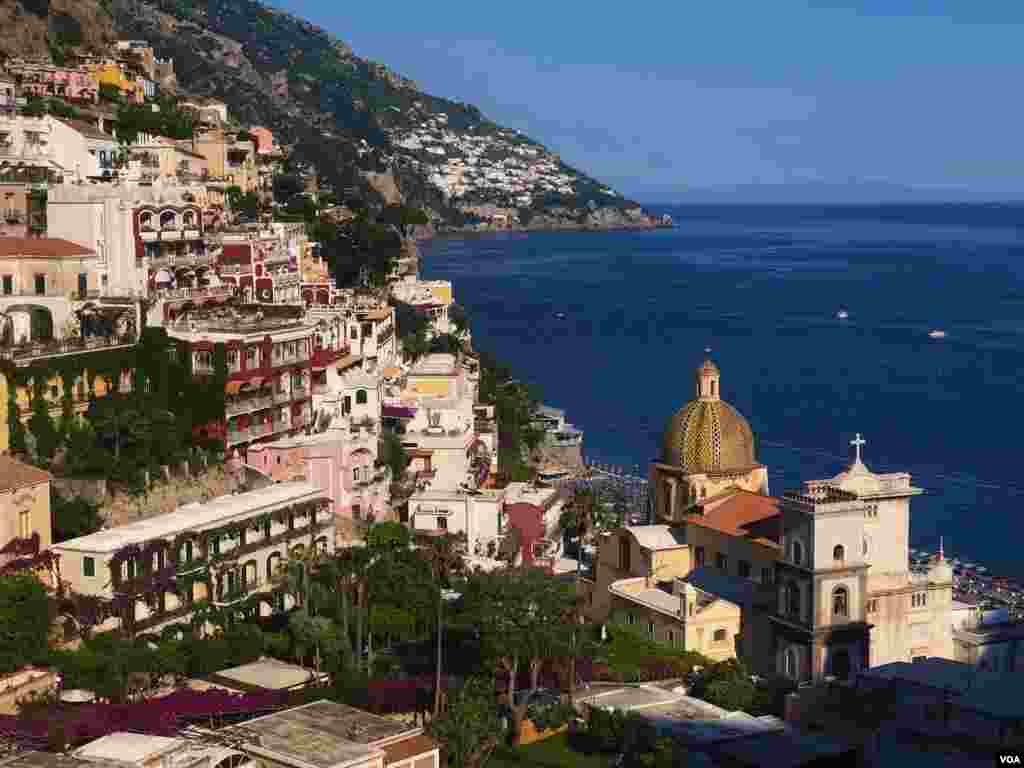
[276,0,1024,201]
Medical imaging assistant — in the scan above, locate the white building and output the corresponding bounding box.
[390,278,459,339]
[771,436,953,682]
[0,115,115,181]
[51,481,334,635]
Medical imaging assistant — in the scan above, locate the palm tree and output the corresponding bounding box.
[420,533,465,716]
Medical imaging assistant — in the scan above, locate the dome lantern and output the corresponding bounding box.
[697,359,720,401]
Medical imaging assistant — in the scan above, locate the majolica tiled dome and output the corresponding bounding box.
[663,360,757,473]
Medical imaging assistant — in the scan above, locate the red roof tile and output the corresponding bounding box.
[0,455,51,493]
[0,238,95,259]
[686,489,781,548]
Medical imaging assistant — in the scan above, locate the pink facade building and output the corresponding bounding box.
[6,61,98,103]
[247,421,390,541]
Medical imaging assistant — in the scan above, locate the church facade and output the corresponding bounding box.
[585,358,954,683]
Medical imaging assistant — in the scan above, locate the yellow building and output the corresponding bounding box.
[87,62,145,104]
[0,454,53,560]
[583,358,781,667]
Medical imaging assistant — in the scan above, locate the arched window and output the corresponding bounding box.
[139,211,153,229]
[356,389,368,405]
[792,540,804,566]
[833,586,849,618]
[713,628,727,643]
[784,647,798,679]
[786,581,800,617]
[833,544,845,562]
[183,210,196,226]
[266,551,281,581]
[160,210,177,228]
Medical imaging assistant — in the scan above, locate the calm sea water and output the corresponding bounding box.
[420,204,1024,577]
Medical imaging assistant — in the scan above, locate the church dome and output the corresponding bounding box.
[662,359,757,473]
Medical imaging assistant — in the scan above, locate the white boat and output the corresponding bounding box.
[928,330,946,339]
[836,309,849,320]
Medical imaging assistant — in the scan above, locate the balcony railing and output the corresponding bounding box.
[161,229,181,241]
[0,333,137,364]
[225,394,273,416]
[147,251,212,269]
[155,285,233,302]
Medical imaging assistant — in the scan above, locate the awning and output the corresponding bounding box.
[224,381,243,395]
[336,354,362,370]
[382,366,402,379]
[382,405,417,419]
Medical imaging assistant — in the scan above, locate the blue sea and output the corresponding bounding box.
[420,204,1024,578]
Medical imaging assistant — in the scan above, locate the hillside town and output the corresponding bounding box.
[389,108,609,206]
[0,31,1015,768]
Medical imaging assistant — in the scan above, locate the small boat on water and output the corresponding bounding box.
[928,330,947,339]
[554,312,567,320]
[836,308,849,320]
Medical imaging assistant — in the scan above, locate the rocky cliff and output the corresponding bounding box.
[1,0,649,222]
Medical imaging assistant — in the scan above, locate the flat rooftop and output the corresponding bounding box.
[73,732,181,764]
[53,481,322,554]
[211,657,324,691]
[221,701,417,768]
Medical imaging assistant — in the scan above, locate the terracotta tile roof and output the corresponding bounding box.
[380,734,437,766]
[0,238,95,259]
[0,455,51,492]
[686,489,781,548]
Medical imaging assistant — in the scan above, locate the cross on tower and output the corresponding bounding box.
[851,433,866,463]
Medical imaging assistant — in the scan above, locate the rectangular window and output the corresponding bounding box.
[2,275,11,295]
[83,557,95,577]
[353,504,361,520]
[78,273,87,298]
[716,553,728,571]
[18,509,31,539]
[437,517,448,531]
[738,560,751,579]
[667,630,675,647]
[34,273,45,296]
[694,546,705,568]
[761,567,774,585]
[647,621,655,637]
[867,599,878,614]
[713,628,727,643]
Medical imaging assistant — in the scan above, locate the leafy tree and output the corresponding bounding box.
[226,186,260,220]
[449,304,469,336]
[428,677,504,768]
[420,533,465,715]
[690,658,758,712]
[459,567,576,743]
[0,573,51,673]
[51,492,104,543]
[378,430,408,484]
[28,384,59,463]
[379,204,428,238]
[428,333,464,357]
[273,174,305,202]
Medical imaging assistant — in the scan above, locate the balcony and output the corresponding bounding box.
[0,333,137,365]
[155,285,233,302]
[140,229,158,242]
[214,581,258,606]
[160,228,182,242]
[225,394,273,416]
[184,228,201,240]
[147,247,211,269]
[311,346,348,369]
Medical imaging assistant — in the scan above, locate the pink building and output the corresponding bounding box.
[248,126,279,155]
[7,61,98,103]
[247,421,390,540]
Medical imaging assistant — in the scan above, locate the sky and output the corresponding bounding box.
[275,0,1024,202]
